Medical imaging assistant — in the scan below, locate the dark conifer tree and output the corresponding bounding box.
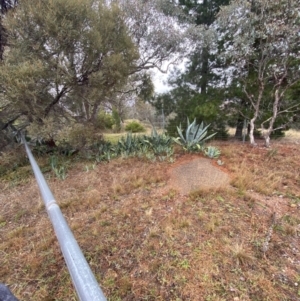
[156,0,230,139]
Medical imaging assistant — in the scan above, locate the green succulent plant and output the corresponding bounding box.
[86,129,174,162]
[145,128,173,156]
[49,155,67,180]
[217,159,224,166]
[173,118,216,152]
[90,140,115,162]
[204,146,221,159]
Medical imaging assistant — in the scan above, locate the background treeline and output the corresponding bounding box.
[0,0,299,152]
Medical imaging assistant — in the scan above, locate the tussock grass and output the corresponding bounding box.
[1,141,300,300]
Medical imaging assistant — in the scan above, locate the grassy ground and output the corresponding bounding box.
[1,138,300,301]
[103,119,163,144]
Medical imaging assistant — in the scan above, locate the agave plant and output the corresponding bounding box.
[49,155,67,180]
[90,140,115,162]
[115,133,134,156]
[145,128,173,156]
[204,146,221,159]
[173,118,216,152]
[217,159,224,166]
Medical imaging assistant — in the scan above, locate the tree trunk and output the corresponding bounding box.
[261,88,280,148]
[200,47,209,95]
[264,135,271,148]
[249,117,256,146]
[82,99,90,121]
[234,118,244,139]
[245,78,264,146]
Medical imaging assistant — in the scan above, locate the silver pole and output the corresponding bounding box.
[22,136,107,301]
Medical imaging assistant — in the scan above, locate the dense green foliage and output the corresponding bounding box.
[153,0,230,140]
[156,87,228,139]
[217,0,300,145]
[125,121,146,133]
[0,0,299,150]
[155,0,300,146]
[112,108,122,133]
[96,111,114,130]
[0,0,138,134]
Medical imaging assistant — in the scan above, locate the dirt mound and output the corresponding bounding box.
[168,156,230,194]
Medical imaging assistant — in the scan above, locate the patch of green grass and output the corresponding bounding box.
[103,133,125,144]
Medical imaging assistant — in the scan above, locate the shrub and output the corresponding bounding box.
[60,124,102,150]
[96,111,114,129]
[112,108,121,132]
[125,121,146,133]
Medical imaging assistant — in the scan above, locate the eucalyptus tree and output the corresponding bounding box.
[218,0,300,146]
[118,0,185,73]
[0,0,138,135]
[107,0,186,112]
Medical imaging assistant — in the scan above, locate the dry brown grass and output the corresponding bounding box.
[1,140,300,300]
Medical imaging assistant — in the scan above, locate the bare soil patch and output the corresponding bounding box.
[167,155,230,194]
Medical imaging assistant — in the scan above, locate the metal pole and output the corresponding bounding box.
[22,136,107,301]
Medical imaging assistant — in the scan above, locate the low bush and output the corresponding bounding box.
[96,111,114,129]
[61,124,97,150]
[125,121,146,133]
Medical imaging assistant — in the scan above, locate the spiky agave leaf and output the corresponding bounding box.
[191,122,211,144]
[151,127,158,138]
[172,136,183,146]
[186,118,197,142]
[205,146,221,158]
[174,118,217,151]
[177,124,186,143]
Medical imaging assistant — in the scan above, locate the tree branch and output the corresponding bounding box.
[43,86,69,117]
[0,113,23,130]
